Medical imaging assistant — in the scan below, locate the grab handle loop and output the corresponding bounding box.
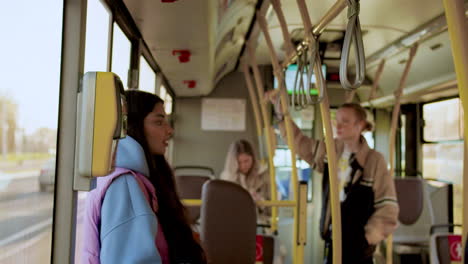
[340,0,366,90]
[291,38,325,110]
[307,38,325,105]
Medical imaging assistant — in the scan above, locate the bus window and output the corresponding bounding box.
[83,0,111,72]
[423,98,464,231]
[139,57,156,94]
[159,85,173,115]
[274,106,313,200]
[397,114,407,177]
[0,2,63,263]
[111,23,131,90]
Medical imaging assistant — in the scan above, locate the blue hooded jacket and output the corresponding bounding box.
[99,136,164,263]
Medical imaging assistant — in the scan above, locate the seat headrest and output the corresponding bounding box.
[395,178,424,225]
[200,180,257,264]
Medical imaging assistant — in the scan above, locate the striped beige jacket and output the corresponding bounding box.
[280,122,399,245]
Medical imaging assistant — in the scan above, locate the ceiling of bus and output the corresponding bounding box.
[123,0,462,103]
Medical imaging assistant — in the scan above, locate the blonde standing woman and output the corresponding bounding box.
[265,90,399,264]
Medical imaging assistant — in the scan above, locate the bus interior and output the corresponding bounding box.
[0,0,467,263]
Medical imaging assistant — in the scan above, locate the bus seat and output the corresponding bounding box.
[174,165,215,177]
[393,178,435,262]
[465,237,468,264]
[395,178,424,225]
[175,175,211,224]
[394,178,435,244]
[200,180,257,264]
[258,234,275,264]
[429,233,462,264]
[426,180,453,234]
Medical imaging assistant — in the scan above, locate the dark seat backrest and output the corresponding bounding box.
[436,235,451,264]
[465,237,468,264]
[430,233,463,264]
[175,175,211,224]
[394,178,424,225]
[200,180,257,264]
[260,235,275,264]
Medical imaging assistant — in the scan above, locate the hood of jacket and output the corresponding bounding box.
[115,135,150,177]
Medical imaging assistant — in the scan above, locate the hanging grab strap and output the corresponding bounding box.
[291,39,325,110]
[340,0,366,90]
[305,38,325,105]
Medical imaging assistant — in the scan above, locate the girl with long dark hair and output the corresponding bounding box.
[82,90,206,264]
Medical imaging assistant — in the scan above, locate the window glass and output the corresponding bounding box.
[111,23,131,89]
[423,98,464,231]
[423,98,463,141]
[159,85,173,114]
[139,57,156,94]
[164,95,173,115]
[84,0,110,72]
[160,85,167,100]
[274,106,313,200]
[423,142,463,229]
[0,2,63,263]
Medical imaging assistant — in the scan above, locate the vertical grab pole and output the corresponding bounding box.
[265,0,307,263]
[247,46,279,233]
[242,63,266,160]
[442,0,468,255]
[296,0,343,262]
[297,181,309,263]
[257,12,301,264]
[314,61,342,264]
[270,0,295,56]
[368,60,386,102]
[386,44,418,264]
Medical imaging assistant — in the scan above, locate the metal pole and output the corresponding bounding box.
[312,0,347,36]
[247,45,279,233]
[386,44,418,264]
[442,0,468,258]
[52,0,87,262]
[278,0,347,68]
[182,199,297,207]
[242,63,265,160]
[257,11,301,264]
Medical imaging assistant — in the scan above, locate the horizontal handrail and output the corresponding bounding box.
[182,199,297,207]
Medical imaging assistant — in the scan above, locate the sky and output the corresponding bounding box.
[0,1,63,135]
[0,1,133,135]
[0,1,169,136]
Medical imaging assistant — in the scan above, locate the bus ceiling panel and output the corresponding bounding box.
[216,0,255,48]
[251,0,445,70]
[366,1,468,68]
[165,79,213,97]
[162,64,210,80]
[164,79,212,97]
[369,31,454,100]
[163,71,212,97]
[362,75,458,107]
[123,0,217,96]
[123,0,214,44]
[150,46,212,92]
[254,28,290,65]
[213,50,242,86]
